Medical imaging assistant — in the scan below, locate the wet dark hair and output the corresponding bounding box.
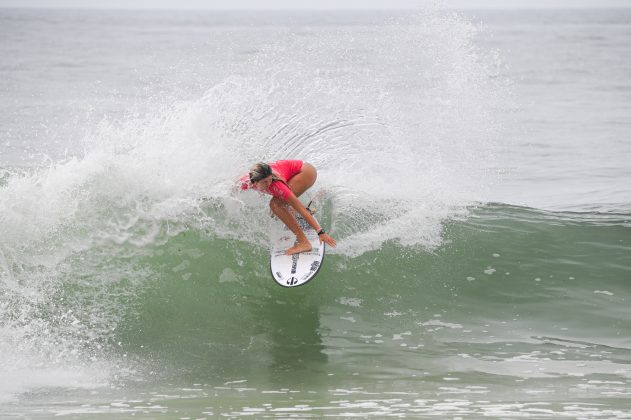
[249,162,272,183]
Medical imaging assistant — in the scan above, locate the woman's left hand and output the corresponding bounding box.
[319,233,336,248]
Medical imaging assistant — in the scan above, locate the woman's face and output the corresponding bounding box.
[254,175,273,190]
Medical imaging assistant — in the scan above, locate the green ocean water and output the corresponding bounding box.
[3,204,628,418]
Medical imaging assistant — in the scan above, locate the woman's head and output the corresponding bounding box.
[249,162,273,189]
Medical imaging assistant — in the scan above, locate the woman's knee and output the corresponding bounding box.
[269,197,283,212]
[290,163,317,196]
[303,162,317,182]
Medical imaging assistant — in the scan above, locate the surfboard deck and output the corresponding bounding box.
[270,212,325,287]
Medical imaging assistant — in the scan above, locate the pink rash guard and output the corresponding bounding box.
[240,160,303,200]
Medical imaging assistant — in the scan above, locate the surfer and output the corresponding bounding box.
[241,160,336,255]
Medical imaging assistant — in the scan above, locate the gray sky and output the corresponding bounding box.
[0,0,629,9]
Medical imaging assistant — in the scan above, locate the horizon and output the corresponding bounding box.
[1,0,630,10]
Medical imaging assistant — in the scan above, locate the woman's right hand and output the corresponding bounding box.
[319,233,336,248]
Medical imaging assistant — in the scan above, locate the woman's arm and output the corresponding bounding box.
[285,193,337,247]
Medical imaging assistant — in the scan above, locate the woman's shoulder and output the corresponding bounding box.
[269,179,292,200]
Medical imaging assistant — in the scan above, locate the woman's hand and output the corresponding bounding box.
[319,233,336,248]
[285,193,337,248]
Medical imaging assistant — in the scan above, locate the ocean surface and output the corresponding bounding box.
[1,7,630,418]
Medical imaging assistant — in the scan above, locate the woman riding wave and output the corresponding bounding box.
[240,160,336,255]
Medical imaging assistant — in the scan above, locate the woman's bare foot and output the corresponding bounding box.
[286,239,312,255]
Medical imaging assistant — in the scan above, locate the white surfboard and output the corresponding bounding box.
[270,212,325,287]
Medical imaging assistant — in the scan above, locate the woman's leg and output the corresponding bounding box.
[270,197,311,255]
[270,162,318,255]
[287,162,317,197]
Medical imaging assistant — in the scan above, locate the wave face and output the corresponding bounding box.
[1,8,630,419]
[1,200,630,415]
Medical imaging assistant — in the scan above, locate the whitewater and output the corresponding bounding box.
[1,7,630,418]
